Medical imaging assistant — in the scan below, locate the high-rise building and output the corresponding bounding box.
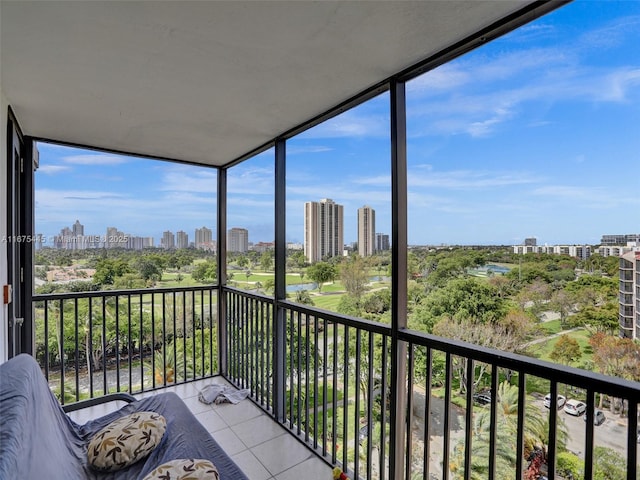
[358,205,375,257]
[304,198,344,263]
[195,226,213,250]
[162,230,175,249]
[228,227,249,253]
[619,250,640,339]
[601,234,640,246]
[524,237,537,246]
[376,233,390,252]
[176,230,189,249]
[72,220,84,236]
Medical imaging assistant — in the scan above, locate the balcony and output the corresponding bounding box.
[4,2,640,479]
[35,285,640,479]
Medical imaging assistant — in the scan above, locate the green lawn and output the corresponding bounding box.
[533,328,592,369]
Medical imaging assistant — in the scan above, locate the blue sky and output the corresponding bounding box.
[36,1,640,247]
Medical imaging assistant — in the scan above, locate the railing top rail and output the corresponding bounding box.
[223,286,392,335]
[33,284,218,301]
[401,328,640,399]
[279,299,392,336]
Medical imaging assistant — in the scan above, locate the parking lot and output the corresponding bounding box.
[532,396,636,458]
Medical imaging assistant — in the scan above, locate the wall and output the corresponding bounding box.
[1,83,8,363]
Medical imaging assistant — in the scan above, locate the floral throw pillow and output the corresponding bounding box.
[88,411,167,472]
[143,459,220,480]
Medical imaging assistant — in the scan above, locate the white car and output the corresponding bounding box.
[564,399,586,416]
[543,393,566,409]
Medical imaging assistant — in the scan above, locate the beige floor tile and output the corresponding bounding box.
[275,457,333,480]
[195,409,228,433]
[251,433,312,476]
[212,399,264,426]
[210,427,247,456]
[231,414,287,448]
[230,450,272,480]
[180,393,215,414]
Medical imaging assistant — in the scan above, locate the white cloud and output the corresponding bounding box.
[38,165,70,174]
[63,154,128,165]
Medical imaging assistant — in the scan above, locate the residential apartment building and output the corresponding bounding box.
[358,205,376,257]
[161,230,175,250]
[227,227,249,253]
[619,250,640,339]
[195,227,213,250]
[512,244,591,260]
[304,198,343,263]
[601,234,640,246]
[176,230,189,249]
[376,233,390,252]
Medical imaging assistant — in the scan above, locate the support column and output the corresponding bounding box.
[274,139,287,422]
[390,79,408,479]
[217,168,228,376]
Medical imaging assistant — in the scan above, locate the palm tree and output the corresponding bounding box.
[449,381,566,479]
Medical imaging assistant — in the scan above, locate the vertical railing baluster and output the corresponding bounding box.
[443,353,452,480]
[115,294,121,392]
[488,364,498,480]
[424,346,432,480]
[182,291,187,382]
[313,314,319,451]
[515,372,526,480]
[463,358,474,480]
[366,331,374,480]
[584,389,595,480]
[139,293,143,392]
[343,324,349,472]
[332,320,338,464]
[44,299,50,380]
[354,328,361,479]
[60,299,65,405]
[88,297,93,397]
[127,294,132,392]
[547,381,558,480]
[74,297,79,402]
[406,341,414,479]
[151,292,156,389]
[380,334,388,480]
[172,291,177,384]
[101,297,107,394]
[322,316,328,457]
[626,400,638,480]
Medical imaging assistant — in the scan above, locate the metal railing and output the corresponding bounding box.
[224,288,640,480]
[34,285,640,480]
[33,285,218,404]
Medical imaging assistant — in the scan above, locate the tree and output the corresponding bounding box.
[593,446,626,480]
[433,318,523,393]
[410,277,507,333]
[339,255,369,300]
[549,334,581,366]
[550,290,574,328]
[135,257,163,283]
[306,262,337,293]
[293,289,314,306]
[191,261,217,283]
[259,251,273,272]
[93,258,131,285]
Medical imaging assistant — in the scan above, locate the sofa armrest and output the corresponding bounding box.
[62,392,136,413]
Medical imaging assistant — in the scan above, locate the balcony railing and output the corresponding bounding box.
[34,286,640,480]
[33,285,218,403]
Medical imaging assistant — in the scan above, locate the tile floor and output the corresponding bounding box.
[67,377,333,480]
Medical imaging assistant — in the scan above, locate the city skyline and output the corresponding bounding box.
[34,2,640,246]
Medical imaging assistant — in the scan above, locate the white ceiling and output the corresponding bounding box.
[1,1,555,167]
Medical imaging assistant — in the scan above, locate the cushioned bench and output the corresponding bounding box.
[0,354,248,479]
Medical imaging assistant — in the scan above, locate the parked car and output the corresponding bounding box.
[359,424,369,443]
[583,409,606,425]
[564,399,587,416]
[473,392,492,406]
[543,393,566,409]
